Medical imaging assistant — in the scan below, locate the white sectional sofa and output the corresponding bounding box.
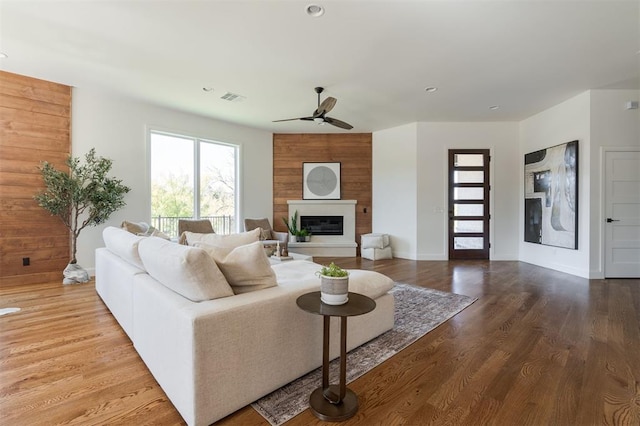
[95,226,395,425]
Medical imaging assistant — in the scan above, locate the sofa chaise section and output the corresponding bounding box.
[95,226,395,425]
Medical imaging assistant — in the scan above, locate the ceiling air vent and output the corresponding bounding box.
[220,92,245,102]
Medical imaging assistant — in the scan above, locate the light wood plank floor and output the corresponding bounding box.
[1,259,639,425]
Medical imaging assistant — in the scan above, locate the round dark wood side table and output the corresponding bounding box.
[296,291,376,422]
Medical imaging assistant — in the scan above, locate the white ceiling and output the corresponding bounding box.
[1,1,638,134]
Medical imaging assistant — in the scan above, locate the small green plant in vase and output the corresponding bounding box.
[317,262,349,305]
[282,210,299,241]
[297,228,311,242]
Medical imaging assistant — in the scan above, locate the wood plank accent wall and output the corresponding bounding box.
[0,71,71,286]
[272,133,372,254]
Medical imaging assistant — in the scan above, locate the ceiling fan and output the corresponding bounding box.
[273,87,353,130]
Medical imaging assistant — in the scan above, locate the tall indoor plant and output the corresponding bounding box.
[34,148,130,284]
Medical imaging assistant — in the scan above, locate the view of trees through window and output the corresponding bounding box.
[150,131,237,236]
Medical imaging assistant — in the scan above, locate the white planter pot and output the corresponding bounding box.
[320,275,349,305]
[63,262,90,285]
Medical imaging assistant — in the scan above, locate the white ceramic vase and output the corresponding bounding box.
[320,275,349,305]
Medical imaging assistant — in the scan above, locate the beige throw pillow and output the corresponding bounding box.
[121,220,149,235]
[259,227,272,241]
[195,241,277,294]
[138,237,234,302]
[181,228,261,248]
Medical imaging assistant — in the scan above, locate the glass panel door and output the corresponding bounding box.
[448,149,490,259]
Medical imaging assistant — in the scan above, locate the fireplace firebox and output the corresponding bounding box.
[300,216,344,236]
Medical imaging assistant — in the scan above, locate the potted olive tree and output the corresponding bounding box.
[34,148,130,284]
[317,262,349,305]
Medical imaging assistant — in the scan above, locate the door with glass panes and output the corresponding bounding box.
[448,149,490,259]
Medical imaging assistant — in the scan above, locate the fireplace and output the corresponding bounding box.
[287,200,357,257]
[301,216,343,236]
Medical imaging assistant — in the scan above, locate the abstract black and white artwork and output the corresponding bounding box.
[524,140,578,249]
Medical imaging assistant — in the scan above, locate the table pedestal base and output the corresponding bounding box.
[309,385,358,422]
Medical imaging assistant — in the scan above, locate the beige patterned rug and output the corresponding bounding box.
[251,283,477,425]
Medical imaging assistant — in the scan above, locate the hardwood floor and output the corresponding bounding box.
[1,259,638,425]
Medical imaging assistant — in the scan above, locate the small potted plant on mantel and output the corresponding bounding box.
[317,262,349,305]
[283,210,312,242]
[297,228,311,242]
[283,210,300,241]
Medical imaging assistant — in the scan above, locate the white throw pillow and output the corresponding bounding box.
[138,237,234,302]
[181,228,260,248]
[103,226,145,269]
[195,241,277,294]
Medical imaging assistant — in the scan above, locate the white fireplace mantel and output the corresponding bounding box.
[287,200,357,257]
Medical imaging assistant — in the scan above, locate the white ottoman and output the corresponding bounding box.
[361,233,392,260]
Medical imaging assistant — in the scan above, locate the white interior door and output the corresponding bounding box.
[605,150,640,278]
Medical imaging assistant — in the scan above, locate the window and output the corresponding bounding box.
[150,130,238,237]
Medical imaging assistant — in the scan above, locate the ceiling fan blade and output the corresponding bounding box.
[272,116,313,122]
[324,116,353,130]
[314,97,337,117]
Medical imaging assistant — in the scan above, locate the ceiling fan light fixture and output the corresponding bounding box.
[314,117,324,123]
[306,4,325,17]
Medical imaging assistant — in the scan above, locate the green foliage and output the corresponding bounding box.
[317,262,349,278]
[151,173,194,218]
[282,210,299,235]
[34,148,130,263]
[150,170,235,218]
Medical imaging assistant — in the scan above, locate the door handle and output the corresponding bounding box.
[606,218,620,223]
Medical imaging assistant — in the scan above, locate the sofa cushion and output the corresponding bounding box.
[138,237,234,302]
[271,260,394,300]
[103,226,145,269]
[181,228,260,248]
[195,241,277,294]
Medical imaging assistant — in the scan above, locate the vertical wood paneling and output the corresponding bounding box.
[0,71,71,286]
[273,133,372,254]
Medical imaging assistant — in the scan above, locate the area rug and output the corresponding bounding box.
[251,283,477,426]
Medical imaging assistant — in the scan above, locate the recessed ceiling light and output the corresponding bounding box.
[0,52,8,59]
[306,4,325,17]
[202,87,214,92]
[424,86,438,93]
[489,105,500,110]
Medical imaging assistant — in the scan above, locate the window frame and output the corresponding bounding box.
[148,128,240,234]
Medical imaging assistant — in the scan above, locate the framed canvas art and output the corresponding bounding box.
[303,162,341,200]
[524,140,578,249]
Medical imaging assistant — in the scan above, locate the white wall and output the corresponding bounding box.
[372,123,418,259]
[373,121,519,260]
[519,91,591,278]
[72,88,273,271]
[519,89,640,278]
[416,122,520,260]
[590,89,640,278]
